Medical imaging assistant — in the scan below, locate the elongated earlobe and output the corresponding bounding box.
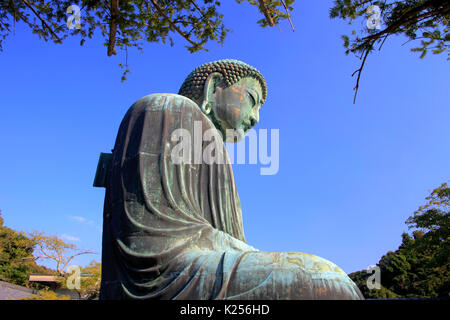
[200,72,223,116]
[201,100,211,115]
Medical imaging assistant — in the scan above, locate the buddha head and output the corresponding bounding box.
[178,59,267,142]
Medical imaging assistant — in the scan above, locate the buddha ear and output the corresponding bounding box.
[201,72,223,115]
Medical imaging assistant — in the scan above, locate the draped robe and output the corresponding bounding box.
[99,93,364,300]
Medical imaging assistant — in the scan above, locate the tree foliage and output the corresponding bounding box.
[0,210,55,288]
[349,182,450,299]
[58,260,101,299]
[0,0,294,81]
[330,0,450,103]
[347,269,401,298]
[19,289,71,300]
[79,260,101,299]
[1,209,99,298]
[29,231,95,276]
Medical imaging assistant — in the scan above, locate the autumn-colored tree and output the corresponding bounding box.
[29,231,95,276]
[21,261,101,300]
[19,289,71,300]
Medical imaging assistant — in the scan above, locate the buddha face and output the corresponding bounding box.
[208,77,263,142]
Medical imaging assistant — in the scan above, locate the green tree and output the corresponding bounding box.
[0,210,98,296]
[402,182,449,297]
[59,260,101,299]
[79,260,101,299]
[330,0,450,103]
[0,210,55,288]
[349,182,450,298]
[347,268,401,298]
[0,0,294,80]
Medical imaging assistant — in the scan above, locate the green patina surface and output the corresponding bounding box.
[97,59,364,300]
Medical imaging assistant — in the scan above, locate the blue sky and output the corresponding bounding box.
[0,1,449,274]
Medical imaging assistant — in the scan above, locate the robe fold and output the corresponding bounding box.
[99,93,364,300]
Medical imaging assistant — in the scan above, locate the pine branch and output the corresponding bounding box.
[378,34,389,51]
[348,1,450,103]
[360,2,450,44]
[0,20,11,33]
[258,0,275,27]
[189,0,216,31]
[352,40,373,104]
[107,0,119,56]
[150,0,201,48]
[280,0,295,32]
[21,0,61,42]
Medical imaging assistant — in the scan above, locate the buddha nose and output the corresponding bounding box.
[250,111,259,127]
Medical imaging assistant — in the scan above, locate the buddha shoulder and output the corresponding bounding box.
[130,93,199,113]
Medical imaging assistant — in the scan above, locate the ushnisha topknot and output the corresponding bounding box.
[178,59,267,105]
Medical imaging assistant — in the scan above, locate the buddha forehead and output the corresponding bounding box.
[227,77,262,95]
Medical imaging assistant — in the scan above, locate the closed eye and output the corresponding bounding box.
[247,91,256,107]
